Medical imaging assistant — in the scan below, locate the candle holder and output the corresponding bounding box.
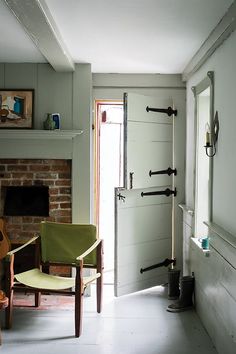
[204,141,216,157]
[204,111,219,158]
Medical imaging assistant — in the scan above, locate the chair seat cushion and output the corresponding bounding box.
[15,268,75,290]
[15,268,101,290]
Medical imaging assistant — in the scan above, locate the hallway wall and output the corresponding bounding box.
[185,28,236,354]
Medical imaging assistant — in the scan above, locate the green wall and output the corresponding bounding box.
[0,62,93,223]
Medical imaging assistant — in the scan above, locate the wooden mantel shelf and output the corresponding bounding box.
[0,129,83,140]
[0,129,83,160]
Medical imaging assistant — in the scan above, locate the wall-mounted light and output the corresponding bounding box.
[204,111,219,157]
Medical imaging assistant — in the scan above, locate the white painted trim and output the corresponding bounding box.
[204,221,236,269]
[93,73,185,88]
[191,237,210,257]
[192,72,214,237]
[178,203,194,216]
[4,0,75,72]
[204,221,236,250]
[182,1,236,81]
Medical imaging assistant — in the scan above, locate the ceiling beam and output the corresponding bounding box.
[4,0,75,72]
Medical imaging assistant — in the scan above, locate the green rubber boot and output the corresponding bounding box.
[167,275,194,312]
[168,268,180,300]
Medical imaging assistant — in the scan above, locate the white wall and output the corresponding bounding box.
[93,73,186,271]
[185,28,236,354]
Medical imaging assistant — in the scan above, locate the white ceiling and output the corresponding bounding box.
[0,0,233,73]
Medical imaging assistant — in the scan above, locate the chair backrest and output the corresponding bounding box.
[40,221,97,265]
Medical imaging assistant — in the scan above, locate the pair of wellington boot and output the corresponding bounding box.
[167,270,195,312]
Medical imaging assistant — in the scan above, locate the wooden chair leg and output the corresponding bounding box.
[75,265,83,337]
[75,291,83,338]
[35,291,41,307]
[97,275,102,313]
[0,295,9,344]
[4,255,14,329]
[5,290,13,329]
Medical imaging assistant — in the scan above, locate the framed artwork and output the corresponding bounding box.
[0,89,34,129]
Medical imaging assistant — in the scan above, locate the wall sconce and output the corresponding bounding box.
[204,111,219,157]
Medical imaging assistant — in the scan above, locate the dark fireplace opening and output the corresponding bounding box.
[3,186,49,217]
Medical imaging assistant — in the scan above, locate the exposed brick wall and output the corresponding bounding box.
[0,159,72,244]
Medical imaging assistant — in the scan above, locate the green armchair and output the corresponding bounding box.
[4,221,104,337]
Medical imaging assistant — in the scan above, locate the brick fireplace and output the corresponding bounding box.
[0,129,83,275]
[0,158,72,244]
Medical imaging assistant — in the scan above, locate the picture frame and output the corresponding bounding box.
[52,113,60,129]
[0,89,34,129]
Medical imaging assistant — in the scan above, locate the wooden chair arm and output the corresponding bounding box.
[76,239,102,262]
[6,234,39,258]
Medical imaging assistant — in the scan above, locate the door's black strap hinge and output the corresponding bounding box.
[141,188,177,198]
[140,258,176,273]
[149,167,177,177]
[146,106,177,117]
[129,172,134,189]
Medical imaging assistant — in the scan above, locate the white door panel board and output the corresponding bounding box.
[128,121,172,142]
[127,141,173,189]
[117,202,172,247]
[126,93,173,124]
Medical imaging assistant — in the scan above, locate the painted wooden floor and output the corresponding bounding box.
[0,285,217,354]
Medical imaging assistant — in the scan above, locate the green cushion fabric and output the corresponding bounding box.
[15,268,75,290]
[40,222,97,265]
[15,268,101,290]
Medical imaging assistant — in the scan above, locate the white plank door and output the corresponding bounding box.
[115,93,176,297]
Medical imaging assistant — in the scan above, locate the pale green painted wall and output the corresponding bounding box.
[0,62,92,223]
[186,28,236,354]
[186,29,236,238]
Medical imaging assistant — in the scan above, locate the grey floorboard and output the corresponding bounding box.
[0,285,217,354]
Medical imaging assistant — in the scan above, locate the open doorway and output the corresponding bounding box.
[95,101,124,284]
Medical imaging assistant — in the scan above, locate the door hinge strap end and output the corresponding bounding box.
[140,258,176,274]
